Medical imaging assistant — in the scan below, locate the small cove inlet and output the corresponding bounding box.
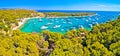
[20,11,120,34]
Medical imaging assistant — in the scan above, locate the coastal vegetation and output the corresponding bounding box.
[0,9,38,36]
[0,9,120,56]
[44,12,95,17]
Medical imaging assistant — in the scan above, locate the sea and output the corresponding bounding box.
[20,10,120,34]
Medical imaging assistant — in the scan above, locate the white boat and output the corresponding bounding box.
[86,20,89,22]
[40,26,48,29]
[51,19,54,21]
[39,19,42,22]
[72,27,76,30]
[66,19,70,21]
[82,18,85,20]
[95,22,99,25]
[88,18,91,20]
[63,22,66,23]
[62,19,64,20]
[61,29,64,31]
[78,25,81,28]
[76,19,79,20]
[56,21,59,22]
[68,22,72,24]
[34,23,36,24]
[80,25,84,29]
[89,24,93,28]
[55,19,57,20]
[47,23,52,25]
[53,25,61,28]
[45,23,52,26]
[96,18,99,20]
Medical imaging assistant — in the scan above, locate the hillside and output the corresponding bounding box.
[0,9,120,56]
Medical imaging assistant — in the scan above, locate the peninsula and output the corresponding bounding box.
[44,12,95,18]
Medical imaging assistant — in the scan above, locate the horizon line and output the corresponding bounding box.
[0,8,120,12]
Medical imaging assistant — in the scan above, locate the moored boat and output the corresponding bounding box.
[40,26,48,29]
[53,25,61,28]
[39,19,42,22]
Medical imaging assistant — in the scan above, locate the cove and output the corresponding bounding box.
[20,11,119,34]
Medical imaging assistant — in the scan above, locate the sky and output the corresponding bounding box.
[0,0,120,11]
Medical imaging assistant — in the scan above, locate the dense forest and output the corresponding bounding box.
[0,9,120,56]
[0,9,37,36]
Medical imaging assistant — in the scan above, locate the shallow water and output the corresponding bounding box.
[20,11,119,34]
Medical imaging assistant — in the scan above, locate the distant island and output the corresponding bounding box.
[43,12,96,18]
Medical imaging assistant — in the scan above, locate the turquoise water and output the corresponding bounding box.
[20,11,119,34]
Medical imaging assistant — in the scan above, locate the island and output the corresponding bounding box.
[44,12,96,18]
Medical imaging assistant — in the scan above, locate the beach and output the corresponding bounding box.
[12,17,41,30]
